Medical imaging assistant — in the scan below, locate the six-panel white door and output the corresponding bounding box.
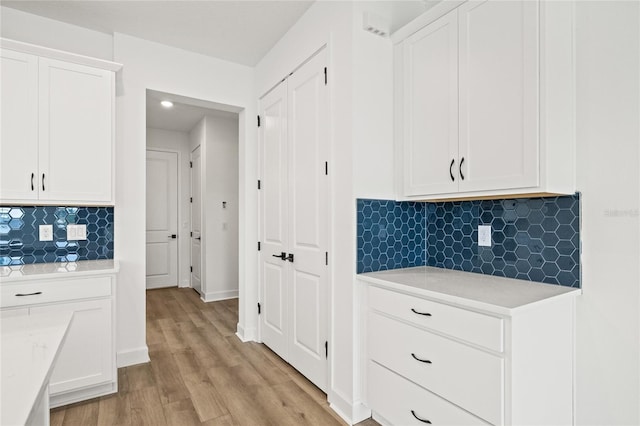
[0,49,39,201]
[457,0,539,192]
[403,10,459,196]
[38,58,113,203]
[146,150,179,289]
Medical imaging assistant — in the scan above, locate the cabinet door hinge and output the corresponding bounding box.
[257,115,261,127]
[324,67,327,85]
[325,341,328,358]
[325,252,328,266]
[189,161,193,168]
[190,231,193,237]
[258,302,261,315]
[258,180,261,190]
[190,197,193,203]
[258,241,261,251]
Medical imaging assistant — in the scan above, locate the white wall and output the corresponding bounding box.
[146,127,192,288]
[0,6,113,60]
[113,33,255,365]
[203,115,240,301]
[575,2,640,424]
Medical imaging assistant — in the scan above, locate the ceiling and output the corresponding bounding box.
[147,90,239,133]
[1,1,314,66]
[1,0,436,66]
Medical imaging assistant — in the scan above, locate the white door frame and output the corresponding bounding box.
[190,145,204,297]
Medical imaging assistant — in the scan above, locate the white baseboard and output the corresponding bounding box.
[201,289,238,303]
[236,323,257,342]
[329,392,371,425]
[51,381,117,408]
[117,346,150,368]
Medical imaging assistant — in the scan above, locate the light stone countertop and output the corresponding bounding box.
[1,311,73,425]
[358,266,581,316]
[0,259,119,282]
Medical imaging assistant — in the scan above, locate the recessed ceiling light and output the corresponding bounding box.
[161,100,174,108]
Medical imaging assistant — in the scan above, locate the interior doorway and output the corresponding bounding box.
[145,89,242,302]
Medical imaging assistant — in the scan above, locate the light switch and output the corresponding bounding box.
[39,224,53,241]
[67,224,87,241]
[478,225,491,247]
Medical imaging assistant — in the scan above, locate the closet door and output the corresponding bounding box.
[287,50,329,392]
[458,0,539,192]
[259,82,289,360]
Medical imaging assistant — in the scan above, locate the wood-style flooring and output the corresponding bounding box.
[50,287,379,426]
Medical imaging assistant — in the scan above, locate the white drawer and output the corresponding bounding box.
[369,312,504,425]
[368,360,489,426]
[369,285,504,352]
[1,276,112,308]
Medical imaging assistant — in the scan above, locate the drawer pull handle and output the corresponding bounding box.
[411,308,431,317]
[15,291,42,297]
[411,410,432,424]
[411,353,432,364]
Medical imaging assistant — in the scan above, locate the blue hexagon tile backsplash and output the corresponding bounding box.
[0,206,114,266]
[357,194,580,288]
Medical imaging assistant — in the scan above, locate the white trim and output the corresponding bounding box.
[50,382,117,409]
[390,1,466,44]
[116,346,150,368]
[1,38,123,72]
[328,392,371,426]
[236,323,257,343]
[201,290,238,303]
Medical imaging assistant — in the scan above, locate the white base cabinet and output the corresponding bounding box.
[0,273,117,407]
[359,268,579,426]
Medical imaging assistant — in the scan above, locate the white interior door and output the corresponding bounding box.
[146,150,178,289]
[190,146,203,296]
[259,81,289,360]
[258,50,329,392]
[286,50,329,392]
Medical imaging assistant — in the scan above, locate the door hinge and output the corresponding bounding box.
[325,161,328,176]
[190,197,193,203]
[190,161,193,168]
[258,180,261,190]
[190,266,193,272]
[324,67,327,85]
[325,252,328,266]
[258,302,261,315]
[257,115,261,127]
[325,341,328,358]
[190,231,193,237]
[258,241,261,251]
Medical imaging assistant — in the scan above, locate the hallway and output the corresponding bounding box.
[50,288,351,425]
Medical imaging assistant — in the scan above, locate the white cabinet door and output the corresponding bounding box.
[38,58,113,203]
[31,298,114,395]
[0,49,39,201]
[458,0,539,192]
[259,81,289,360]
[403,10,459,196]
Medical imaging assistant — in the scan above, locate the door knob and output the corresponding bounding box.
[286,253,294,263]
[168,234,177,239]
[272,252,286,260]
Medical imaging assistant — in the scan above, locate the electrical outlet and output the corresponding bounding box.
[66,224,87,241]
[478,225,491,247]
[39,224,53,241]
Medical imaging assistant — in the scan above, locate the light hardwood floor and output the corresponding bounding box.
[51,287,379,426]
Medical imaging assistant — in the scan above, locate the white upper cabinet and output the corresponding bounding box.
[0,50,39,201]
[403,10,459,196]
[38,58,113,203]
[395,0,575,200]
[0,39,120,205]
